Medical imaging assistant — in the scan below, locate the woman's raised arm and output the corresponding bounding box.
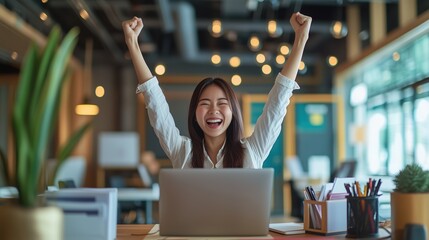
[280,12,312,80]
[122,17,153,84]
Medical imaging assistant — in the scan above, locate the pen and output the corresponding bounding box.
[305,186,315,200]
[309,186,317,201]
[368,179,373,196]
[356,181,362,197]
[374,179,382,196]
[370,179,376,196]
[344,183,352,197]
[351,183,357,197]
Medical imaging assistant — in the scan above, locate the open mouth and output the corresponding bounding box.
[206,118,223,127]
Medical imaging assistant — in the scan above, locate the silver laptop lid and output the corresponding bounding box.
[159,168,273,236]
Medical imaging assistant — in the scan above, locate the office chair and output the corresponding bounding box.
[46,156,86,188]
[329,160,357,182]
[285,156,306,220]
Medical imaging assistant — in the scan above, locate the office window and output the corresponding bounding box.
[402,100,415,165]
[414,97,429,170]
[366,107,388,175]
[386,100,404,175]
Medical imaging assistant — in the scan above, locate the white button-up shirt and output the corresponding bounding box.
[137,73,299,169]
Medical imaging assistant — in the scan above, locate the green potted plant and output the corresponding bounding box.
[0,26,91,240]
[391,163,429,240]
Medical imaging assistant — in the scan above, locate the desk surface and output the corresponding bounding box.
[117,224,391,239]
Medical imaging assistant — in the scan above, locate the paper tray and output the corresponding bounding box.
[303,199,347,235]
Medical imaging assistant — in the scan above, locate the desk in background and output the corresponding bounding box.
[117,224,391,239]
[117,184,159,224]
[98,167,160,224]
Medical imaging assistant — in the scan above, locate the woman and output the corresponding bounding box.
[123,12,312,169]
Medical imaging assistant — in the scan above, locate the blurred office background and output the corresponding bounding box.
[1,0,428,222]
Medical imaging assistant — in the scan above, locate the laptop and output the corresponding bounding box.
[159,168,273,236]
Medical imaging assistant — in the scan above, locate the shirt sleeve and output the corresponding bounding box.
[245,73,299,165]
[137,77,190,167]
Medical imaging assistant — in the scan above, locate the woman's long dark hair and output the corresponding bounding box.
[188,77,244,168]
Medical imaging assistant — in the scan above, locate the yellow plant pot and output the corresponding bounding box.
[390,192,429,240]
[0,205,64,240]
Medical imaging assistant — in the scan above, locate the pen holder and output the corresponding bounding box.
[346,196,379,238]
[303,199,347,235]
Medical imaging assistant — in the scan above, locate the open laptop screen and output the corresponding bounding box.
[159,168,273,236]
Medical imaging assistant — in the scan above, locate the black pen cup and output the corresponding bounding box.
[346,196,379,238]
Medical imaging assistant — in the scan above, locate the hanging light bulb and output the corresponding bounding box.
[267,20,283,38]
[248,35,262,52]
[76,38,99,116]
[279,43,291,55]
[330,21,348,39]
[231,75,242,86]
[327,55,338,67]
[209,19,223,38]
[229,56,241,68]
[155,64,166,75]
[211,54,221,65]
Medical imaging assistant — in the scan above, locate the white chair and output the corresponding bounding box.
[47,156,86,188]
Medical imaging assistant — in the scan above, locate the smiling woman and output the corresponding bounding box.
[125,12,311,169]
[189,78,241,168]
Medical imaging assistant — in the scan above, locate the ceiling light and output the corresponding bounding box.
[248,35,262,52]
[267,20,282,38]
[276,54,285,65]
[330,21,348,39]
[262,64,271,75]
[79,9,89,20]
[279,43,290,55]
[210,19,223,38]
[231,75,242,86]
[10,51,18,61]
[267,20,277,35]
[392,52,400,61]
[299,61,306,71]
[298,61,308,74]
[95,86,105,98]
[76,38,98,116]
[256,53,266,64]
[229,56,240,68]
[39,12,48,21]
[155,64,166,75]
[75,104,99,116]
[327,56,338,67]
[211,54,221,65]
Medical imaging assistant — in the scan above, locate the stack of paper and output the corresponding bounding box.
[269,223,305,235]
[44,188,118,240]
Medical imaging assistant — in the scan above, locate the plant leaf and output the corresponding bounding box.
[0,147,10,186]
[30,27,79,196]
[29,26,61,137]
[13,44,39,206]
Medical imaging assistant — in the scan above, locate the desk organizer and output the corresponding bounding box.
[303,199,347,235]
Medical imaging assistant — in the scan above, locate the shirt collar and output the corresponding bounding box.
[202,139,226,168]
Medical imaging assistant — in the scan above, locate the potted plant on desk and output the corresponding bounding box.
[391,163,429,240]
[0,26,91,240]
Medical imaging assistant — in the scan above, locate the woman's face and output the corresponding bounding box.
[195,84,233,140]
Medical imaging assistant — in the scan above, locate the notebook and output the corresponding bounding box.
[159,168,274,236]
[269,222,305,235]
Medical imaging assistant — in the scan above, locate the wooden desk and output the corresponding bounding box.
[117,224,391,239]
